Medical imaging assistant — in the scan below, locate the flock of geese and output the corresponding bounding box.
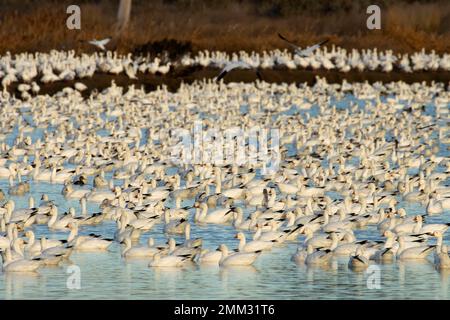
[0,68,448,274]
[2,35,450,93]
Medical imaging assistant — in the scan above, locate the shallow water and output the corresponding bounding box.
[0,92,449,300]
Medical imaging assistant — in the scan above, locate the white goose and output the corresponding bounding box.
[148,252,194,268]
[121,237,161,258]
[195,248,223,265]
[397,236,436,260]
[2,248,41,273]
[69,223,113,251]
[348,246,370,270]
[218,244,261,267]
[194,202,234,224]
[235,232,274,252]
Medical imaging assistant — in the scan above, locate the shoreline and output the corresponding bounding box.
[6,67,450,97]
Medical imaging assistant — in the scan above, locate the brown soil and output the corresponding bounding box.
[7,67,450,97]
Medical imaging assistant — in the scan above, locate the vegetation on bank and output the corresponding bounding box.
[0,0,449,54]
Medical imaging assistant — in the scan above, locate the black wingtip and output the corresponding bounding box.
[216,71,227,82]
[278,33,288,42]
[256,70,263,81]
[319,39,330,46]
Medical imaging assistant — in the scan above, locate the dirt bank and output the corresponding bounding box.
[6,67,450,97]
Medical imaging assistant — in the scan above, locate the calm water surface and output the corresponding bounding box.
[0,93,449,299]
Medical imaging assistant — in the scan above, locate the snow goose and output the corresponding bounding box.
[397,236,436,260]
[278,33,329,57]
[419,221,450,235]
[194,202,234,224]
[305,245,333,266]
[38,237,73,259]
[0,222,14,250]
[195,248,222,265]
[218,244,261,267]
[163,210,188,235]
[215,61,262,82]
[183,223,202,248]
[68,223,113,252]
[114,217,142,242]
[333,240,371,257]
[71,235,113,252]
[121,237,161,258]
[47,205,75,230]
[393,215,423,235]
[4,200,37,225]
[167,238,201,257]
[235,232,274,252]
[233,209,258,231]
[62,184,90,200]
[87,38,111,51]
[148,252,194,268]
[348,246,370,270]
[2,248,41,273]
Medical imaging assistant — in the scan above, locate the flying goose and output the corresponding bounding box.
[216,61,262,82]
[87,38,111,51]
[278,33,329,57]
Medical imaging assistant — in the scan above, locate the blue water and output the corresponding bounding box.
[0,92,448,300]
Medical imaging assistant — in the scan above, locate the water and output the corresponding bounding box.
[0,92,449,300]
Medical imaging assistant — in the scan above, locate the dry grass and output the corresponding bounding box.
[0,0,449,55]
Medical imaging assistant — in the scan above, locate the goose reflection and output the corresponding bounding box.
[5,272,40,299]
[219,265,258,288]
[438,269,450,299]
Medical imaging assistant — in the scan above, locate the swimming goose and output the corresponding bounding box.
[37,236,73,258]
[348,246,370,270]
[397,236,436,260]
[4,200,38,225]
[71,234,113,252]
[218,244,261,267]
[114,216,142,242]
[2,248,41,273]
[292,245,308,264]
[305,245,333,266]
[68,223,113,251]
[167,238,201,257]
[93,171,108,188]
[148,252,194,268]
[333,240,371,257]
[163,210,188,234]
[183,223,202,248]
[47,205,75,230]
[393,215,423,235]
[195,248,223,265]
[121,237,161,258]
[194,202,234,224]
[235,232,274,252]
[62,184,91,199]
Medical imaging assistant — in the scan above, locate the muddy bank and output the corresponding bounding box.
[7,67,450,97]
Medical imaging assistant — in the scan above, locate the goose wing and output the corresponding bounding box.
[97,38,111,46]
[216,61,252,82]
[298,39,329,57]
[278,33,301,51]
